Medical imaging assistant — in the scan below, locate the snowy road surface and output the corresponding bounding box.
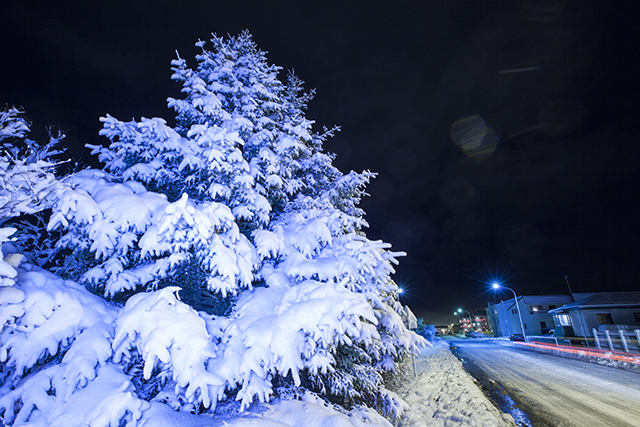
[450,338,640,427]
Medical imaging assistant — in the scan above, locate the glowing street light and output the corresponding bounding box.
[492,283,526,339]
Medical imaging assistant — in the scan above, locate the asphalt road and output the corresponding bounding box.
[449,338,640,427]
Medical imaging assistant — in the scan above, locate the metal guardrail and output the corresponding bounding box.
[525,329,640,355]
[593,328,640,354]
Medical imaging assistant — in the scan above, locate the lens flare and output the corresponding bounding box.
[450,115,499,161]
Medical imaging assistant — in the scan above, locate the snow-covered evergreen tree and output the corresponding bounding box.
[1,33,424,426]
[0,107,66,268]
[0,107,65,222]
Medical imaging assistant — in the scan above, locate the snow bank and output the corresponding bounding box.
[391,341,515,427]
[139,393,392,427]
[136,340,515,427]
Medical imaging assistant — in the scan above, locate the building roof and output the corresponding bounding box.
[548,291,640,313]
[489,294,573,310]
[521,295,574,305]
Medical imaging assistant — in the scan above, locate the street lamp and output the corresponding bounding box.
[492,283,526,340]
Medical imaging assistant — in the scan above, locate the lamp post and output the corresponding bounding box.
[457,308,472,318]
[492,283,526,340]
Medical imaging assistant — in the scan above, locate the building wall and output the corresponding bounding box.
[487,301,510,337]
[487,298,524,337]
[472,314,490,332]
[486,305,502,337]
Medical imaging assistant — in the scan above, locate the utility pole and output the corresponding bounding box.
[565,275,590,347]
[564,275,574,302]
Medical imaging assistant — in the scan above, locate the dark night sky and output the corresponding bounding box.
[2,1,640,324]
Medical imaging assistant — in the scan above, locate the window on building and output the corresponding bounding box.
[540,321,547,329]
[596,313,614,325]
[634,313,640,326]
[554,314,571,326]
[549,305,556,310]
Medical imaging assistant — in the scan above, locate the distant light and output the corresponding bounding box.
[492,283,501,289]
[397,288,403,294]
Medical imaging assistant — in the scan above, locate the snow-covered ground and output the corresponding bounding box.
[129,341,516,427]
[390,341,515,427]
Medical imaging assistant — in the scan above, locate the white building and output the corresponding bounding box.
[548,291,640,338]
[487,294,574,337]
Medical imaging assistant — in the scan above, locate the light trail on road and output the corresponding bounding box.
[522,341,640,365]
